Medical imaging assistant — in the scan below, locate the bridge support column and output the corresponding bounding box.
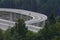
[10,13,13,21]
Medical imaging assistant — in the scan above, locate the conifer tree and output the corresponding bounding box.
[0,29,3,40]
[48,13,56,24]
[10,18,28,40]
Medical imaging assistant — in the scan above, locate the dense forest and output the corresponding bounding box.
[0,0,60,40]
[0,0,60,16]
[0,14,60,40]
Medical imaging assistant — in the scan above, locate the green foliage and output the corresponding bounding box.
[35,16,60,40]
[26,31,37,40]
[0,29,4,40]
[48,13,56,24]
[56,16,60,22]
[0,16,60,40]
[10,18,28,40]
[4,30,11,40]
[51,36,60,40]
[2,18,28,40]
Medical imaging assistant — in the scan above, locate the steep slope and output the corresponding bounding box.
[0,0,60,16]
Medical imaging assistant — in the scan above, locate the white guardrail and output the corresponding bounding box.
[0,8,47,32]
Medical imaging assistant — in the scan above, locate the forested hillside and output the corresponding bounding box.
[0,0,60,16]
[0,14,60,40]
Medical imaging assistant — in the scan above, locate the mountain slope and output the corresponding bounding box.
[0,0,60,16]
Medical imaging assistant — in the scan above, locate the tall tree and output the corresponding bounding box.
[48,13,56,24]
[10,18,28,40]
[0,29,4,40]
[56,16,60,22]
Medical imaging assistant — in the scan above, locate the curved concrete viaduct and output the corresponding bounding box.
[0,8,47,32]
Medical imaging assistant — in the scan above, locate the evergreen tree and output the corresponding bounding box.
[48,13,56,24]
[0,29,4,40]
[56,16,60,22]
[10,18,28,40]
